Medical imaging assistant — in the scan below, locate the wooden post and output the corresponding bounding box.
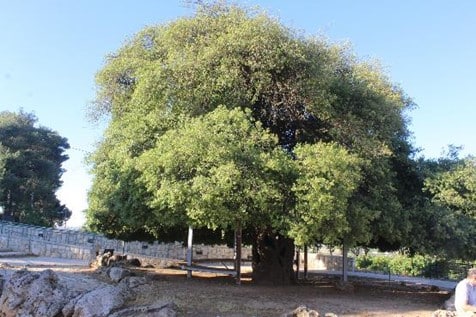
[234,223,242,285]
[304,244,308,279]
[186,226,193,278]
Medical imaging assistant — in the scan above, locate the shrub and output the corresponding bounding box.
[356,254,435,276]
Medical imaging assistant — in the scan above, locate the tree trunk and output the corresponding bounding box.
[251,228,295,285]
[342,242,348,283]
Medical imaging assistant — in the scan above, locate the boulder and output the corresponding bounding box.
[108,267,131,283]
[283,305,320,317]
[108,302,178,317]
[120,276,148,289]
[62,283,134,317]
[90,253,141,269]
[107,254,127,266]
[0,268,144,317]
[90,252,111,268]
[126,258,142,267]
[0,269,68,317]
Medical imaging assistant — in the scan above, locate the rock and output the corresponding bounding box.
[63,283,134,317]
[90,252,111,268]
[120,276,148,289]
[431,310,457,317]
[0,267,152,317]
[283,305,320,317]
[126,258,142,267]
[443,294,455,311]
[100,252,112,266]
[430,293,457,317]
[334,280,355,293]
[108,302,178,317]
[0,276,4,296]
[107,254,127,266]
[108,267,131,283]
[0,269,68,317]
[90,253,142,269]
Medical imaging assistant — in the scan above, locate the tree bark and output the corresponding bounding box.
[342,242,348,283]
[251,228,295,285]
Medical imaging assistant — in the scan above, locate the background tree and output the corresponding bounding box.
[423,156,476,260]
[0,110,71,226]
[290,142,363,245]
[87,3,416,284]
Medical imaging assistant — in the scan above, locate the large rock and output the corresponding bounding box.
[283,305,320,317]
[108,267,132,283]
[109,302,177,317]
[0,268,152,317]
[0,269,68,317]
[62,283,134,317]
[91,253,141,269]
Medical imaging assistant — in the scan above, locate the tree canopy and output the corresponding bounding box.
[86,3,418,283]
[422,156,476,260]
[138,106,295,231]
[0,110,71,226]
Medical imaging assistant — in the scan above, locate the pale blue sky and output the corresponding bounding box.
[1,1,475,228]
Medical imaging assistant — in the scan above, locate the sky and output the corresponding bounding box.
[1,1,475,228]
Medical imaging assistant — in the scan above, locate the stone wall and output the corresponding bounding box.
[297,253,355,271]
[0,221,251,266]
[0,221,351,270]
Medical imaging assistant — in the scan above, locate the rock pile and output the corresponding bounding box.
[91,252,142,269]
[282,305,338,317]
[0,268,176,317]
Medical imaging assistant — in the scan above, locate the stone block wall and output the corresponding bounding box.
[296,252,355,271]
[0,221,251,264]
[0,221,350,271]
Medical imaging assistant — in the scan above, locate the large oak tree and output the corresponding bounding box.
[87,3,415,284]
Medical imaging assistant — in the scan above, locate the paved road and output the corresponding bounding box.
[310,269,457,290]
[0,249,89,268]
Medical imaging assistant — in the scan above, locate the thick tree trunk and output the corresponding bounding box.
[251,228,295,285]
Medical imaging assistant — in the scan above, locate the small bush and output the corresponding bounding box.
[356,254,437,276]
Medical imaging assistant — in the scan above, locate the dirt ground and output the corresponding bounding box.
[8,264,450,317]
[124,267,450,317]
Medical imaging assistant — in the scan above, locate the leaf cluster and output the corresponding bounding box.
[86,2,419,252]
[0,110,71,226]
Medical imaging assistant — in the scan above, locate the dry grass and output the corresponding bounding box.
[125,267,450,316]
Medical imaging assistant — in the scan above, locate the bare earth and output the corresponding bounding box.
[5,264,450,317]
[121,267,449,317]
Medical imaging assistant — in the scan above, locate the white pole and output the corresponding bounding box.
[186,226,193,278]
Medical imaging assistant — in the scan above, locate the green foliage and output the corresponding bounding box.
[290,142,363,246]
[138,106,295,231]
[0,110,71,227]
[86,2,416,255]
[356,253,476,279]
[355,254,436,277]
[417,156,476,261]
[425,157,476,218]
